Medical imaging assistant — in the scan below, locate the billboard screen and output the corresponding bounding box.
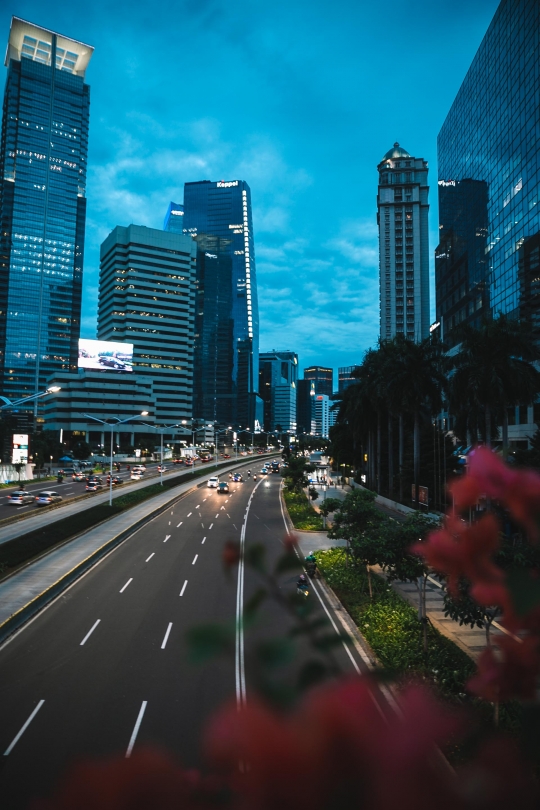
[78,339,134,372]
[12,434,28,464]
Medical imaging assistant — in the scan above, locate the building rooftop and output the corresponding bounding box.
[5,16,93,78]
[382,142,411,161]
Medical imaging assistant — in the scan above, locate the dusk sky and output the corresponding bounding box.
[2,0,500,376]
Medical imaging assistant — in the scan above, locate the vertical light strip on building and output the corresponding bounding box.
[242,190,253,339]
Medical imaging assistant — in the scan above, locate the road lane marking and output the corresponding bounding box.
[180,580,188,596]
[220,506,225,511]
[161,623,173,649]
[203,498,207,501]
[126,701,147,758]
[227,513,231,518]
[4,700,45,756]
[233,523,238,529]
[120,578,133,593]
[80,620,101,646]
[145,553,155,562]
[187,512,192,517]
[177,522,183,528]
[195,504,200,509]
[192,554,198,565]
[209,523,213,530]
[215,513,219,518]
[168,521,171,525]
[202,537,206,544]
[171,510,173,514]
[163,535,171,543]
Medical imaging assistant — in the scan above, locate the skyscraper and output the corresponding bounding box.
[437,0,540,346]
[338,365,361,394]
[259,350,298,433]
[303,366,333,397]
[0,17,93,410]
[98,225,197,424]
[163,201,184,234]
[377,143,430,342]
[180,180,260,429]
[296,378,315,436]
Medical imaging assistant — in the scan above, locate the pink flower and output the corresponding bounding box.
[468,635,540,702]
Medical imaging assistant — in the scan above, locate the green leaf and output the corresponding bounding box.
[297,660,328,691]
[244,543,266,572]
[275,551,302,574]
[185,624,233,663]
[255,638,295,668]
[506,569,540,618]
[313,632,352,651]
[244,587,267,624]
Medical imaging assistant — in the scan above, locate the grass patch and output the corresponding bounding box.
[283,488,324,531]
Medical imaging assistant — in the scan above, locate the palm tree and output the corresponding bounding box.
[449,315,540,450]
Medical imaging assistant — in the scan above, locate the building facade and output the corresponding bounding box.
[259,350,298,434]
[303,366,333,397]
[98,225,197,424]
[314,394,330,439]
[163,201,184,234]
[0,17,93,410]
[377,143,430,342]
[338,365,361,394]
[181,180,260,429]
[437,0,540,444]
[296,378,316,436]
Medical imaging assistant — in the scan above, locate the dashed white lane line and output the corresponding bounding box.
[161,623,173,649]
[163,535,171,543]
[187,512,192,517]
[192,554,198,565]
[227,513,231,518]
[4,700,45,756]
[201,523,205,528]
[233,523,238,530]
[177,522,183,528]
[120,578,133,593]
[80,619,101,646]
[145,553,155,562]
[126,701,147,758]
[202,536,206,544]
[209,523,213,530]
[215,513,219,518]
[180,580,188,596]
[195,504,200,509]
[168,521,171,525]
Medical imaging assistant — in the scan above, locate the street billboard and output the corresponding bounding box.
[12,434,28,464]
[78,339,133,372]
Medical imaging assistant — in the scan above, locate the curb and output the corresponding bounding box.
[0,455,279,646]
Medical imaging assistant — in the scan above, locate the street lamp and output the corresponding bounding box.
[140,422,181,486]
[82,411,149,505]
[322,483,327,528]
[0,386,61,411]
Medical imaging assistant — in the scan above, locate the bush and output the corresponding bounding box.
[283,489,324,531]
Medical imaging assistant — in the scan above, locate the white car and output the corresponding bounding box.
[130,471,144,480]
[207,476,219,488]
[35,491,62,507]
[7,490,35,505]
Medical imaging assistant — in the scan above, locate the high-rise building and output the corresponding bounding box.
[314,394,330,439]
[181,179,260,429]
[296,378,315,436]
[259,350,298,434]
[437,0,540,350]
[0,17,93,410]
[303,366,333,397]
[163,201,184,234]
[377,143,430,342]
[98,225,197,424]
[338,365,361,394]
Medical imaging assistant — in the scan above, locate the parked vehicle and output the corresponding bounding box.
[35,491,62,507]
[7,490,35,505]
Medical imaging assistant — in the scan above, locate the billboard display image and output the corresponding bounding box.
[78,339,134,372]
[12,434,28,464]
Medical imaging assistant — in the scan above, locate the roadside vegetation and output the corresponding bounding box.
[281,455,324,531]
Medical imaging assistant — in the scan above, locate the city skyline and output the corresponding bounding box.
[0,1,500,374]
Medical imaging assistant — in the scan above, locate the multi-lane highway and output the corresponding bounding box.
[0,467,367,808]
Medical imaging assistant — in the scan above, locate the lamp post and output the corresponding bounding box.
[322,483,327,528]
[0,386,61,411]
[140,422,182,485]
[82,412,149,505]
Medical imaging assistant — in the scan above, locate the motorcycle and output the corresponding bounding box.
[57,474,63,484]
[297,584,309,598]
[253,474,257,480]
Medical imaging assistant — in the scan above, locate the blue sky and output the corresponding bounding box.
[2,0,500,377]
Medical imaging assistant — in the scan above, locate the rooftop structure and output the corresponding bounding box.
[5,16,93,77]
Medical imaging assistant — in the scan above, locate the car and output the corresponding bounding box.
[173,459,184,465]
[207,476,219,488]
[59,467,77,476]
[131,472,144,480]
[233,473,243,482]
[260,468,268,475]
[132,464,146,473]
[110,476,123,486]
[223,453,231,459]
[218,481,229,493]
[72,472,85,481]
[184,459,194,467]
[35,490,62,506]
[200,456,211,463]
[86,478,103,492]
[7,490,35,505]
[98,355,126,369]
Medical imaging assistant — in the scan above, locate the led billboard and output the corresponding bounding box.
[12,434,28,464]
[78,339,134,372]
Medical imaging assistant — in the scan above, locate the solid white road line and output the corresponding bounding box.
[120,578,133,593]
[187,512,192,517]
[125,701,147,758]
[180,580,188,596]
[4,700,45,756]
[161,623,173,649]
[192,554,198,565]
[177,522,183,528]
[201,536,206,544]
[209,523,213,530]
[145,553,155,562]
[163,535,171,543]
[80,619,101,646]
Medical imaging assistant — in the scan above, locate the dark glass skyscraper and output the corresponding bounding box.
[303,366,333,397]
[0,18,93,409]
[175,179,260,429]
[437,0,540,345]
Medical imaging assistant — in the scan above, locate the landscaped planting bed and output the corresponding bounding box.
[283,488,324,531]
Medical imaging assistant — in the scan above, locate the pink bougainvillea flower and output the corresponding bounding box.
[222,539,240,569]
[468,635,540,702]
[282,532,299,551]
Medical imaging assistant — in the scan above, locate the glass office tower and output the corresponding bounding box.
[303,366,333,397]
[0,17,93,410]
[437,0,540,345]
[180,180,260,429]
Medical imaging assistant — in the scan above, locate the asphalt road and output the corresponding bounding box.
[0,468,367,808]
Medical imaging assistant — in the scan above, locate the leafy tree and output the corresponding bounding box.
[443,578,498,647]
[319,497,342,518]
[283,455,314,493]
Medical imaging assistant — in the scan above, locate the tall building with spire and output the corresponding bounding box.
[0,17,93,411]
[377,143,430,342]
